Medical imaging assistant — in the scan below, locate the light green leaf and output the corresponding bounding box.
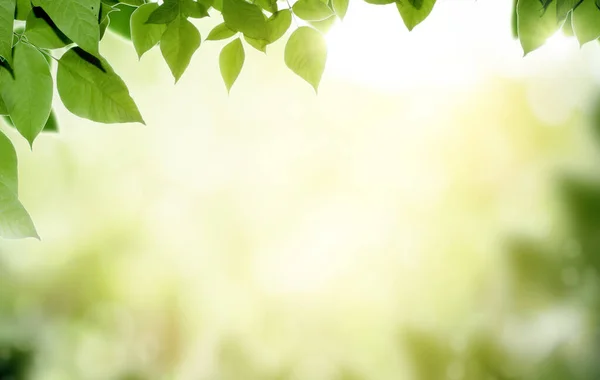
[396,0,436,31]
[0,43,52,146]
[57,47,145,124]
[25,7,72,49]
[573,0,600,45]
[160,17,201,82]
[222,0,268,40]
[284,26,327,92]
[309,14,336,33]
[517,0,559,54]
[0,130,18,194]
[292,0,334,21]
[145,0,179,24]
[0,96,7,115]
[254,0,277,13]
[332,0,348,19]
[16,0,32,20]
[33,0,100,56]
[556,0,579,22]
[364,0,395,5]
[244,35,267,52]
[206,22,237,40]
[120,0,145,5]
[0,0,15,66]
[0,182,38,239]
[220,37,245,92]
[267,9,292,42]
[131,3,167,58]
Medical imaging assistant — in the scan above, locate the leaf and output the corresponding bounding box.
[517,0,559,54]
[364,0,395,5]
[0,130,18,194]
[206,22,237,40]
[0,42,53,146]
[557,0,582,21]
[222,0,268,40]
[33,0,100,56]
[25,7,72,49]
[573,0,600,45]
[131,3,168,58]
[107,3,136,40]
[244,35,267,52]
[292,0,334,21]
[284,26,327,92]
[309,14,337,33]
[145,0,180,24]
[0,182,38,239]
[267,9,292,42]
[396,0,436,31]
[0,0,15,66]
[182,0,209,18]
[15,0,33,20]
[220,37,245,92]
[254,0,277,13]
[42,109,59,132]
[0,96,7,115]
[563,9,575,35]
[160,17,201,82]
[120,0,145,5]
[332,0,348,19]
[57,47,144,124]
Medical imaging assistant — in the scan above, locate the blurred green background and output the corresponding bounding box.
[2,1,600,379]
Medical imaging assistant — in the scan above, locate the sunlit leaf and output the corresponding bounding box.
[131,3,168,58]
[244,35,267,52]
[206,22,237,40]
[0,0,15,66]
[293,0,334,21]
[160,17,201,82]
[107,3,136,40]
[396,0,436,31]
[220,37,245,92]
[222,0,268,40]
[573,0,600,45]
[0,42,52,146]
[267,9,292,42]
[332,0,349,19]
[0,130,18,194]
[57,47,144,124]
[517,0,559,55]
[25,7,72,49]
[284,26,327,92]
[0,182,38,239]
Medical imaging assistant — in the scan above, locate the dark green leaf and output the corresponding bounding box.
[107,3,136,40]
[15,0,32,20]
[145,0,179,24]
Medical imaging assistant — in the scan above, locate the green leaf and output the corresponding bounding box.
[244,35,267,52]
[33,0,100,56]
[145,0,179,24]
[332,0,348,19]
[0,43,53,146]
[0,182,38,239]
[364,0,395,5]
[107,3,136,40]
[309,14,337,33]
[0,0,15,66]
[160,17,201,82]
[57,47,145,124]
[0,96,7,115]
[15,0,33,20]
[563,9,575,35]
[557,0,582,22]
[220,37,245,92]
[25,7,72,49]
[284,26,327,92]
[206,22,237,40]
[0,130,18,194]
[254,0,277,13]
[222,0,268,40]
[131,3,167,58]
[182,0,209,17]
[573,0,600,45]
[396,0,436,31]
[517,0,559,54]
[266,9,292,42]
[42,109,58,132]
[292,0,334,21]
[120,0,145,5]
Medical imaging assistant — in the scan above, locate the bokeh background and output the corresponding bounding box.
[2,0,600,379]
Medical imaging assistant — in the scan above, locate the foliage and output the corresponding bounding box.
[0,0,599,238]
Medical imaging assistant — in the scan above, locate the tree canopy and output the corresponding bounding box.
[0,0,599,239]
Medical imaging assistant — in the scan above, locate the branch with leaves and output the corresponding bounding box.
[0,0,598,239]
